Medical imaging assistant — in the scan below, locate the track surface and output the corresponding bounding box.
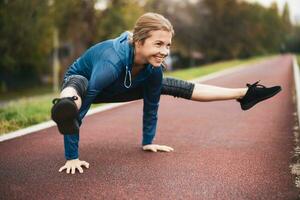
[0,55,298,200]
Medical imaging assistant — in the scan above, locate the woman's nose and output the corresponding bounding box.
[160,46,169,56]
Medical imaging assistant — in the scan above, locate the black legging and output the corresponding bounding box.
[93,77,195,103]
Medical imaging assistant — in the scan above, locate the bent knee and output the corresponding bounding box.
[61,75,88,99]
[161,77,195,99]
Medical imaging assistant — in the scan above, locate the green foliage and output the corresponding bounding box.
[0,0,53,91]
[285,26,300,52]
[146,0,295,64]
[0,91,104,134]
[0,85,52,102]
[0,94,55,134]
[0,0,297,95]
[49,0,145,76]
[281,2,292,33]
[96,0,145,39]
[52,0,97,45]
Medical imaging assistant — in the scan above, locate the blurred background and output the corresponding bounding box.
[0,0,299,94]
[0,0,299,133]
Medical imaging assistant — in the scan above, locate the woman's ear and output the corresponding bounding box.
[135,40,143,49]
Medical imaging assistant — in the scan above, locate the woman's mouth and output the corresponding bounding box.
[153,56,164,63]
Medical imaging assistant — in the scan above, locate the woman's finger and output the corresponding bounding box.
[59,165,67,172]
[82,161,90,169]
[66,167,71,174]
[160,145,174,152]
[71,166,76,174]
[159,147,170,152]
[151,146,157,152]
[145,146,157,152]
[77,166,84,173]
[166,146,174,151]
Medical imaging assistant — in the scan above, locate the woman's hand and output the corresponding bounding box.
[142,144,174,152]
[59,158,90,174]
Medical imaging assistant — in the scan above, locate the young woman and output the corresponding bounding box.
[51,13,281,174]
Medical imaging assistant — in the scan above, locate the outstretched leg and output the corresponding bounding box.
[96,77,281,110]
[190,83,247,102]
[162,77,281,110]
[161,77,246,101]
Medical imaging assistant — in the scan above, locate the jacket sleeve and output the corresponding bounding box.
[64,61,118,160]
[142,67,163,145]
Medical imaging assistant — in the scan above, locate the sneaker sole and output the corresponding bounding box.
[242,87,282,110]
[51,99,79,134]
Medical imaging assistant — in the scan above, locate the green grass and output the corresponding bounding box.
[0,93,57,134]
[0,55,272,135]
[0,93,104,134]
[0,85,53,102]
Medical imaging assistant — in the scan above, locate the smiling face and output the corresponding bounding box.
[134,30,172,67]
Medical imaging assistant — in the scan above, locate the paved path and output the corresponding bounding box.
[0,55,298,200]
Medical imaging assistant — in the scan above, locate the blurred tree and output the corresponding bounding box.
[286,26,300,52]
[0,0,297,94]
[281,2,292,32]
[52,0,97,47]
[51,0,98,77]
[261,2,283,52]
[96,0,145,39]
[199,0,244,61]
[236,2,266,57]
[0,0,53,92]
[280,2,292,52]
[145,0,207,67]
[145,0,294,63]
[52,0,144,77]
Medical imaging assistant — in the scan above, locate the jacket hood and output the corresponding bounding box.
[113,31,134,88]
[113,31,134,69]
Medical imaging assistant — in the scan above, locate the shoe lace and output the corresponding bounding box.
[246,80,266,89]
[52,96,78,105]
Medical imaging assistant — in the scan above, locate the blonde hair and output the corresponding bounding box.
[129,12,174,45]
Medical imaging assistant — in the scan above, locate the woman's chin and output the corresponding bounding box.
[150,61,163,67]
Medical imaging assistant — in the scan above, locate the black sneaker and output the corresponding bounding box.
[51,96,79,134]
[237,81,282,111]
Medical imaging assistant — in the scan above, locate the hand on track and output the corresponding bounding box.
[59,159,90,174]
[142,144,174,152]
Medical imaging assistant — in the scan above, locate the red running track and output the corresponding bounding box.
[0,55,298,200]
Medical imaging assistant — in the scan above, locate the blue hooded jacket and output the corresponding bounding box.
[63,31,163,160]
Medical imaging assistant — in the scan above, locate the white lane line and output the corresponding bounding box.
[293,55,300,127]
